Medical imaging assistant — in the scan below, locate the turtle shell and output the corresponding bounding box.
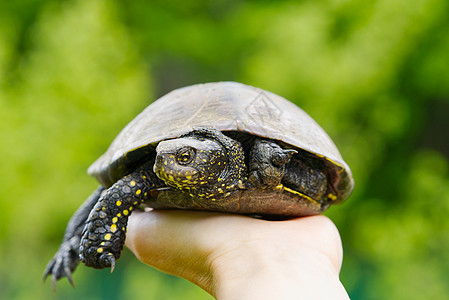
[88,81,353,203]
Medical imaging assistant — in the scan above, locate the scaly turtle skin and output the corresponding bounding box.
[80,128,250,270]
[44,82,354,287]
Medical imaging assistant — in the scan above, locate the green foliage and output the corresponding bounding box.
[1,0,448,299]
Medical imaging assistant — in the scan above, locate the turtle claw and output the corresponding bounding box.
[51,274,57,292]
[99,253,116,272]
[44,259,75,291]
[64,266,76,288]
[108,255,116,273]
[43,241,79,289]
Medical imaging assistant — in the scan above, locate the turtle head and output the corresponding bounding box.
[153,128,246,199]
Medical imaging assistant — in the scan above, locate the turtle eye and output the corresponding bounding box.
[176,147,196,165]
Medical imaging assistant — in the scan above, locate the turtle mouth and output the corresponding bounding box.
[146,186,171,198]
[153,186,171,192]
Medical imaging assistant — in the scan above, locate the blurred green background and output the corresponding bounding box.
[1,0,448,299]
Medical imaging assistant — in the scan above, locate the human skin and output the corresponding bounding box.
[125,210,350,300]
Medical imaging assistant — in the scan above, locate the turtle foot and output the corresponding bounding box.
[78,213,126,270]
[248,139,297,188]
[78,246,118,271]
[43,239,79,289]
[78,192,130,270]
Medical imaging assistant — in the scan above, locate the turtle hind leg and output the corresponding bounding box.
[44,186,105,289]
[79,161,164,270]
[247,139,296,189]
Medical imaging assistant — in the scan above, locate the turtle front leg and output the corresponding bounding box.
[79,161,164,270]
[248,139,297,189]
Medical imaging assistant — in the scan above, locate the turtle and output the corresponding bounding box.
[44,81,353,287]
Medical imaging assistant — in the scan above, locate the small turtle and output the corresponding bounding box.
[44,82,353,286]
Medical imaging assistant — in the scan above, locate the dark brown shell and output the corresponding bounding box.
[88,82,353,204]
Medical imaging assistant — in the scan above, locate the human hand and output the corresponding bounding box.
[125,210,350,300]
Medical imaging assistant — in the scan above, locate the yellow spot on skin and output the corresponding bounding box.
[116,200,122,206]
[97,248,104,253]
[136,189,141,195]
[130,181,136,186]
[144,192,147,197]
[123,210,129,216]
[105,234,112,240]
[129,207,133,211]
[111,224,117,233]
[117,213,122,217]
[186,175,192,180]
[217,177,222,181]
[100,242,105,246]
[328,193,337,201]
[112,217,118,223]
